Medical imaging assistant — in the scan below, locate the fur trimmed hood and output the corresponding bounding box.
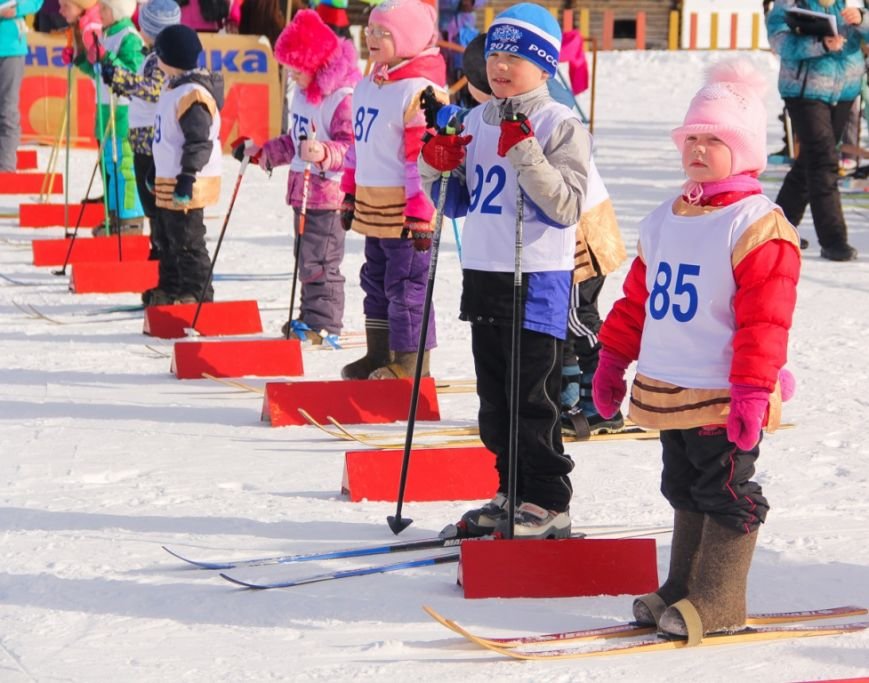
[305,36,361,105]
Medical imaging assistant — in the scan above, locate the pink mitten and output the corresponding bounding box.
[726,384,770,451]
[779,368,796,402]
[592,348,631,419]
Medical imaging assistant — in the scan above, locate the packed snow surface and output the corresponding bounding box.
[1,50,867,681]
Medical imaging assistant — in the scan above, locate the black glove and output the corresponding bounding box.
[173,173,196,205]
[420,85,444,130]
[232,140,247,163]
[340,194,355,232]
[100,58,116,88]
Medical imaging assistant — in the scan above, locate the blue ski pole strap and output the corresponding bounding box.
[319,332,342,350]
[289,319,312,340]
[451,217,463,264]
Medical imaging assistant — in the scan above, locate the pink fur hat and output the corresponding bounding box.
[369,0,437,59]
[274,10,340,78]
[672,60,769,176]
[274,9,360,105]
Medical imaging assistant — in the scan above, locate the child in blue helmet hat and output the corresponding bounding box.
[419,3,592,539]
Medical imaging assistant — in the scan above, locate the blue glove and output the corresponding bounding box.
[173,173,195,205]
[435,104,465,133]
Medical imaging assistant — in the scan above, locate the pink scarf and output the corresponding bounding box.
[682,174,763,205]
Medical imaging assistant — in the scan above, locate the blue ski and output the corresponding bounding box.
[163,527,660,572]
[162,534,464,570]
[219,552,460,589]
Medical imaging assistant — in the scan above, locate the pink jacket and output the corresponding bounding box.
[180,1,220,31]
[258,39,359,211]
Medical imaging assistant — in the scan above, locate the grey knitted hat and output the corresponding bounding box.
[139,0,182,40]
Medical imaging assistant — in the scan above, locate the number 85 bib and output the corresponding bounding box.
[637,193,781,389]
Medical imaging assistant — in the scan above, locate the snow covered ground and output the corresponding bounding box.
[1,50,868,682]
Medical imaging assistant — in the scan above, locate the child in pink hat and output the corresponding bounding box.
[239,9,361,342]
[339,0,447,380]
[593,60,801,643]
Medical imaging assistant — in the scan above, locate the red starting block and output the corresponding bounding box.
[16,150,38,171]
[262,377,440,427]
[458,537,659,599]
[69,260,158,294]
[342,446,498,502]
[19,202,105,228]
[32,235,150,267]
[171,338,304,379]
[144,300,262,339]
[0,172,63,195]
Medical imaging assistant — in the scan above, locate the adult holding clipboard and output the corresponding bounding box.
[0,0,43,171]
[767,0,869,262]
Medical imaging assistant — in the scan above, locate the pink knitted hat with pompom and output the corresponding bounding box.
[369,0,437,59]
[274,9,340,78]
[672,60,769,176]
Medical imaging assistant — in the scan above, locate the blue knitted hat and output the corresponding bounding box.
[485,3,562,77]
[139,0,182,40]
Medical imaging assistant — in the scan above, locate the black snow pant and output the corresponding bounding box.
[153,206,213,302]
[776,97,853,250]
[659,426,769,534]
[472,323,574,512]
[133,153,158,259]
[562,274,605,374]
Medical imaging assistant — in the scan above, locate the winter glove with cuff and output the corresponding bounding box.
[401,217,434,252]
[726,385,769,451]
[592,348,631,419]
[421,133,472,172]
[173,173,196,206]
[340,194,355,231]
[498,112,534,157]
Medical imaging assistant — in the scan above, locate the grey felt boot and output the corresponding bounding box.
[341,322,392,380]
[632,509,704,625]
[368,350,430,379]
[658,516,758,645]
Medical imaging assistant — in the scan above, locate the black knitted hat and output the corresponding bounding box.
[155,25,203,71]
[463,33,492,96]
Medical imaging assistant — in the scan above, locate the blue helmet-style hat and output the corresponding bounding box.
[484,3,562,77]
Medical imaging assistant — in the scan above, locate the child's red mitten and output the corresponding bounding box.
[498,113,534,157]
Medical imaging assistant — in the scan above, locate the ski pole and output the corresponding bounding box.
[501,101,528,541]
[106,87,123,261]
[40,89,68,203]
[186,155,251,336]
[93,37,112,238]
[504,184,524,540]
[53,120,112,276]
[387,118,457,536]
[63,28,73,232]
[285,126,314,340]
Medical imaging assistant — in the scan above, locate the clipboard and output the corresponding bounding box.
[785,7,838,38]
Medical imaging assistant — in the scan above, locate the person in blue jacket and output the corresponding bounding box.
[0,0,44,171]
[767,0,869,262]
